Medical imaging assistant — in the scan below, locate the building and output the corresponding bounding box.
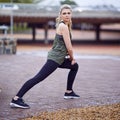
[0,0,120,43]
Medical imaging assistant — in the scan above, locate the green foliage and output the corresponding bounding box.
[0,0,10,2]
[13,23,31,33]
[61,0,77,5]
[13,0,33,3]
[0,0,33,3]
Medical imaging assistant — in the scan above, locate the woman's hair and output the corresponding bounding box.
[56,4,72,31]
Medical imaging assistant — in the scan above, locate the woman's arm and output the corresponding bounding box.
[60,24,76,64]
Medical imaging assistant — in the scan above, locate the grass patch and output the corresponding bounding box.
[22,103,120,120]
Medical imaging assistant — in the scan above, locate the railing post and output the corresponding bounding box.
[32,26,36,41]
[95,24,101,42]
[44,23,48,44]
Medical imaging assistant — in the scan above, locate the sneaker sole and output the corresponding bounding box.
[10,103,30,109]
[64,96,80,99]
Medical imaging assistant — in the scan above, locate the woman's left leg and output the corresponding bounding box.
[59,58,79,91]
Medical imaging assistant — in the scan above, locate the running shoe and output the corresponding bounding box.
[64,91,80,99]
[10,98,30,109]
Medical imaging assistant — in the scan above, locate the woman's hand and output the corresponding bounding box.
[71,59,76,65]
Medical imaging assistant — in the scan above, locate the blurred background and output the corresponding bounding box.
[0,1,120,120]
[0,0,120,55]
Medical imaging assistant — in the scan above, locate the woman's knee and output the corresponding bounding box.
[72,62,79,71]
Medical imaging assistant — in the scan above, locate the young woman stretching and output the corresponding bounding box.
[10,4,79,109]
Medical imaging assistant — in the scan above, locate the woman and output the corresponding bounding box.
[10,4,79,109]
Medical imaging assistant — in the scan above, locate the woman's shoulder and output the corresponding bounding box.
[59,22,67,27]
[59,23,68,30]
[56,22,68,34]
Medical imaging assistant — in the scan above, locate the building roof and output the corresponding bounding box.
[0,2,120,25]
[38,0,120,11]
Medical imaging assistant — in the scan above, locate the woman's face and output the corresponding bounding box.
[60,8,72,23]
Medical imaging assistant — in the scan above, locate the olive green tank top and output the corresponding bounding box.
[47,21,72,65]
[47,33,68,65]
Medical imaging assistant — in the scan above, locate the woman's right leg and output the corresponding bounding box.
[16,59,59,98]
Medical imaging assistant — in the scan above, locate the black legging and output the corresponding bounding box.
[16,59,79,98]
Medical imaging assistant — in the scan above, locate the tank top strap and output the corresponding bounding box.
[59,21,65,24]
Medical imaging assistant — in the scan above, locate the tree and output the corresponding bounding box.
[0,0,33,3]
[61,0,77,5]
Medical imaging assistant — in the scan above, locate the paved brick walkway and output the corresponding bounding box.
[0,50,120,120]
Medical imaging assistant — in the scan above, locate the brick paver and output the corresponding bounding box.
[0,49,120,120]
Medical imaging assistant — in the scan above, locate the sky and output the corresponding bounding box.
[38,0,120,7]
[75,0,120,7]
